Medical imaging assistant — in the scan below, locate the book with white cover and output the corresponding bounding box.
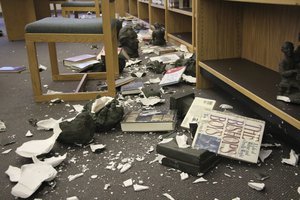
[192,110,265,163]
[181,97,216,129]
[69,60,100,72]
[159,66,186,86]
[63,54,96,67]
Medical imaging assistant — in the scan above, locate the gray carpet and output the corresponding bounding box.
[0,16,299,200]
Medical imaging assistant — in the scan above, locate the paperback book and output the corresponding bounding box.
[154,46,177,55]
[121,110,176,132]
[180,97,216,129]
[159,66,186,86]
[68,60,100,72]
[63,54,96,67]
[192,110,265,163]
[0,66,26,73]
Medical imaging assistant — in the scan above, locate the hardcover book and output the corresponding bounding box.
[121,110,176,132]
[154,46,177,55]
[180,97,216,129]
[156,137,217,166]
[68,60,100,72]
[0,66,26,73]
[192,110,265,163]
[120,81,144,95]
[159,66,186,87]
[161,155,220,176]
[63,54,96,67]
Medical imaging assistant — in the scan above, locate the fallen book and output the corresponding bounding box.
[121,110,176,132]
[161,155,220,176]
[68,59,100,72]
[0,66,26,73]
[120,81,144,95]
[159,66,186,86]
[154,46,177,55]
[63,54,96,67]
[192,110,265,163]
[180,97,216,129]
[156,137,217,166]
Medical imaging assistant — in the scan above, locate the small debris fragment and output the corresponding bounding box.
[219,104,233,110]
[162,193,175,200]
[120,163,132,173]
[25,130,33,137]
[297,186,300,195]
[136,156,145,161]
[133,184,149,191]
[259,149,272,162]
[248,182,265,191]
[36,117,62,130]
[2,149,12,154]
[104,183,111,190]
[255,172,270,181]
[159,138,173,144]
[66,196,79,200]
[175,134,190,148]
[180,172,189,181]
[193,177,207,183]
[146,146,155,154]
[38,64,47,71]
[91,175,98,179]
[90,144,106,153]
[123,178,133,187]
[281,149,299,166]
[0,120,6,132]
[68,173,84,181]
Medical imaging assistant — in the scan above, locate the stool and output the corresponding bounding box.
[25,0,119,102]
[61,0,101,18]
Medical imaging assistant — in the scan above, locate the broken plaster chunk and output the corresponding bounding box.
[219,104,233,110]
[193,177,207,183]
[146,146,155,154]
[150,154,165,164]
[66,196,79,200]
[281,149,299,166]
[72,104,84,113]
[42,153,67,167]
[248,182,265,191]
[259,149,272,162]
[104,183,111,190]
[162,193,175,200]
[25,130,33,137]
[5,165,21,182]
[2,149,12,154]
[176,134,190,149]
[91,175,98,179]
[298,186,300,195]
[0,120,6,132]
[36,117,63,130]
[180,172,189,181]
[159,138,173,144]
[120,163,132,173]
[140,97,164,106]
[136,156,145,161]
[123,178,133,187]
[15,127,61,158]
[182,74,196,84]
[68,173,84,182]
[90,144,106,153]
[133,184,149,192]
[149,77,161,84]
[11,163,57,198]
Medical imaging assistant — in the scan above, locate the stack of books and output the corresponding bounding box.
[63,54,100,72]
[156,136,220,176]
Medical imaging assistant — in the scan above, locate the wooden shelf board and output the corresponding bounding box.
[138,0,149,4]
[168,7,193,16]
[167,32,192,45]
[151,3,165,9]
[199,58,300,130]
[225,0,300,6]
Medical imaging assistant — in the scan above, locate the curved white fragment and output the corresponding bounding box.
[32,153,67,167]
[5,165,21,182]
[36,117,62,130]
[193,177,207,184]
[91,96,113,113]
[11,163,57,198]
[163,193,175,200]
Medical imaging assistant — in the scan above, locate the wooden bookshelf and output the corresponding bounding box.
[149,0,166,26]
[166,0,195,52]
[138,0,150,22]
[129,0,138,16]
[196,0,300,139]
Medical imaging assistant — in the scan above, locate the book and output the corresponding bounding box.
[0,66,26,73]
[115,76,136,88]
[192,110,265,163]
[159,66,186,86]
[121,110,176,132]
[63,54,96,67]
[161,155,220,176]
[68,59,100,72]
[120,81,144,95]
[156,137,217,165]
[154,46,177,55]
[180,97,216,129]
[149,53,180,64]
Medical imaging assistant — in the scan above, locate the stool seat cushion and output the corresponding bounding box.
[25,17,103,34]
[61,1,96,7]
